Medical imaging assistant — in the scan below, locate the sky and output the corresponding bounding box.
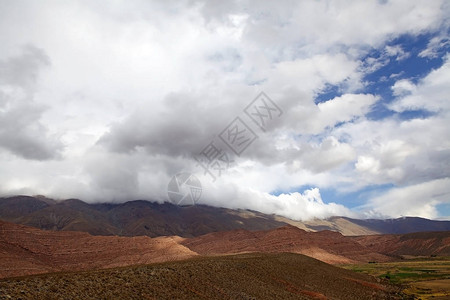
[0,0,449,220]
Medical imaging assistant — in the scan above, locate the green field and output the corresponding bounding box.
[342,257,450,299]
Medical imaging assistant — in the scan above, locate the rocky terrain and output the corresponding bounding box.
[181,225,391,264]
[0,220,197,279]
[352,231,450,257]
[2,217,450,280]
[0,253,403,300]
[0,220,392,279]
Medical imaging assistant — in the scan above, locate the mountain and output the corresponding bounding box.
[0,195,54,220]
[1,196,449,237]
[353,231,450,257]
[0,253,401,300]
[277,216,450,235]
[274,215,381,235]
[0,219,388,279]
[1,219,448,281]
[0,219,196,279]
[344,216,450,234]
[0,196,287,237]
[180,225,391,264]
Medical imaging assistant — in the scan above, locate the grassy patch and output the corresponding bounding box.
[342,257,450,299]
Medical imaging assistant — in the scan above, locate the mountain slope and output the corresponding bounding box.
[181,225,391,264]
[1,218,448,281]
[0,197,288,237]
[0,220,197,279]
[344,217,450,234]
[0,196,53,220]
[353,231,450,256]
[1,196,449,237]
[0,253,402,300]
[274,215,381,235]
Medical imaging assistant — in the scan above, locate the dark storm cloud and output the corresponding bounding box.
[0,45,49,89]
[98,91,247,158]
[0,46,62,160]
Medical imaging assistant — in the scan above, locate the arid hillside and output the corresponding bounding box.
[0,253,402,300]
[181,225,391,264]
[1,218,449,280]
[0,220,196,279]
[353,231,450,256]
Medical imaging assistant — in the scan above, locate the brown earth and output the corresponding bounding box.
[180,225,391,264]
[2,218,448,281]
[0,220,197,279]
[352,231,450,256]
[0,220,390,280]
[0,253,403,300]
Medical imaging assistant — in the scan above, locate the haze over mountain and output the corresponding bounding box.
[1,196,449,238]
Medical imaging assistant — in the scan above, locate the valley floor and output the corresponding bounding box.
[342,256,450,300]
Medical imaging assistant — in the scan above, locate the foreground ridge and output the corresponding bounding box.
[0,253,402,300]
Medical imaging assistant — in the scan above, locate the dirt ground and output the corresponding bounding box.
[0,253,403,300]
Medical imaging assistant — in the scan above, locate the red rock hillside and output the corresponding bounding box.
[0,220,197,279]
[352,231,450,257]
[181,225,391,264]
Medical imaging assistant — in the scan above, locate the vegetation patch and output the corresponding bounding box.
[342,257,450,299]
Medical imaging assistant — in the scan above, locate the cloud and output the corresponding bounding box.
[267,189,356,220]
[317,94,377,127]
[391,79,416,97]
[390,54,450,112]
[384,45,410,61]
[419,35,450,59]
[0,0,449,220]
[0,46,62,160]
[200,182,356,221]
[331,55,450,192]
[364,178,450,219]
[98,90,243,158]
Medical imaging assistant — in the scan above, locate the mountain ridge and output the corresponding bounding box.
[1,195,449,237]
[0,252,402,300]
[1,218,449,281]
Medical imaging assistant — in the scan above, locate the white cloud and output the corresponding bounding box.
[200,182,355,221]
[419,35,450,59]
[390,54,450,112]
[391,79,416,97]
[385,45,410,61]
[318,94,378,127]
[331,55,450,195]
[0,0,449,220]
[364,178,450,219]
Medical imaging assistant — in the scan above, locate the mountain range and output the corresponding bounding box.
[1,218,449,280]
[1,195,449,237]
[0,195,449,299]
